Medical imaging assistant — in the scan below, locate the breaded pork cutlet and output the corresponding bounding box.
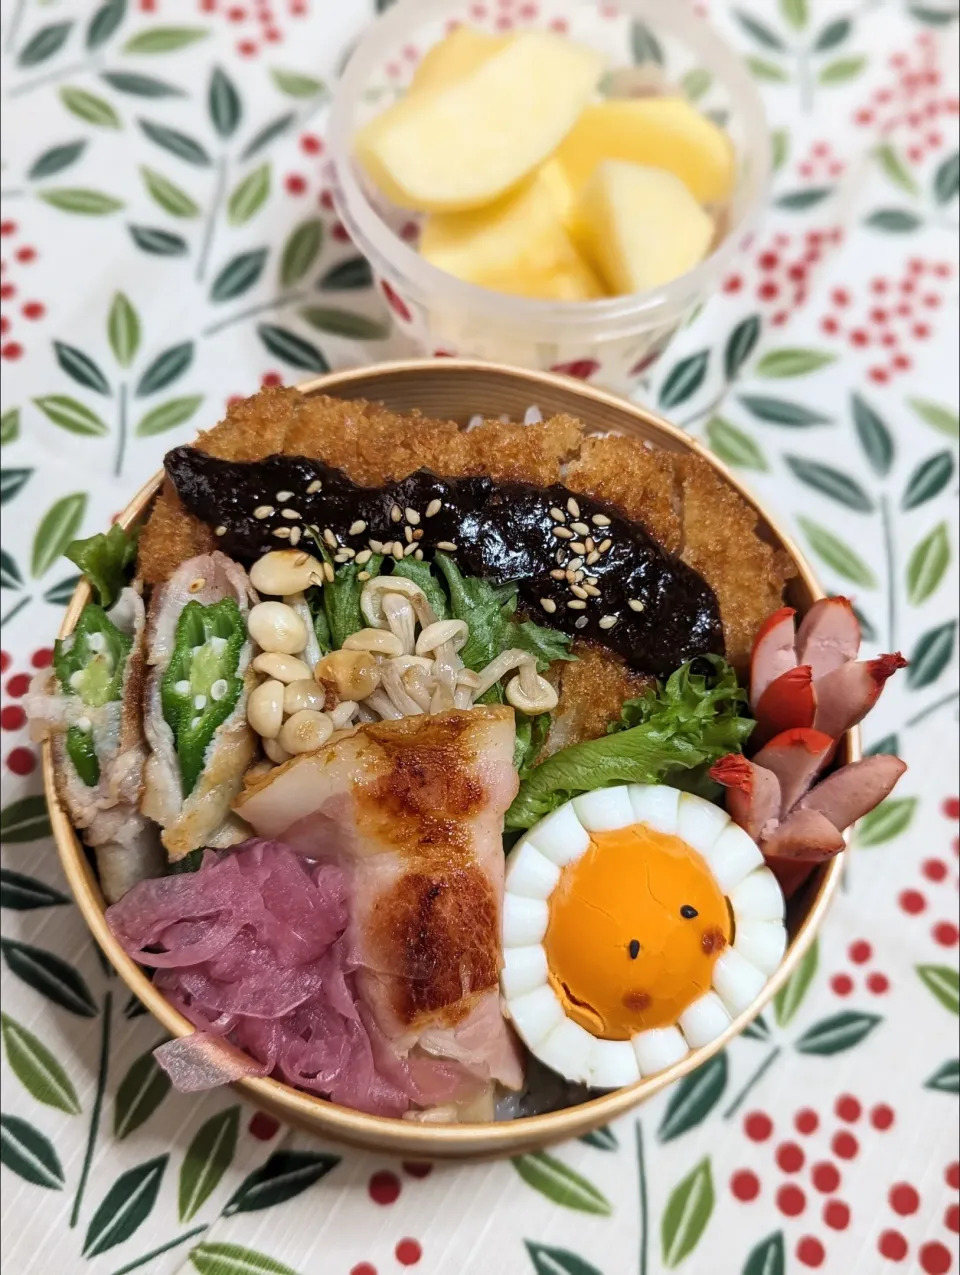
[139,388,793,747]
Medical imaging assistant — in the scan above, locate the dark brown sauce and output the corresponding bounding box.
[164,447,724,675]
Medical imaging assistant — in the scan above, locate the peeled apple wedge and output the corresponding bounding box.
[408,26,512,96]
[571,161,715,295]
[554,98,736,205]
[355,31,605,212]
[420,170,603,301]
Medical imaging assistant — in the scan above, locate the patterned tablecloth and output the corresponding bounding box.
[1,1,958,1272]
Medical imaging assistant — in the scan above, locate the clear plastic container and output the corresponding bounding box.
[329,0,771,395]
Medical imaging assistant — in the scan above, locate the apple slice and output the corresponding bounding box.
[356,31,605,212]
[570,160,715,295]
[408,26,512,96]
[554,98,736,205]
[419,169,604,300]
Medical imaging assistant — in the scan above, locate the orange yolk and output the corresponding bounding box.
[543,823,732,1040]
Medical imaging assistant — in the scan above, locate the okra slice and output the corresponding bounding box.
[53,604,133,787]
[160,597,246,795]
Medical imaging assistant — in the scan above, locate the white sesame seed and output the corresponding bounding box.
[392,543,404,560]
[358,571,371,581]
[403,542,418,557]
[437,541,457,552]
[568,556,584,572]
[280,508,300,521]
[592,513,611,527]
[599,538,613,554]
[349,520,367,536]
[355,549,372,565]
[586,550,601,565]
[425,499,442,518]
[414,549,424,560]
[341,546,355,558]
[390,504,402,522]
[173,679,190,695]
[550,569,566,580]
[210,678,228,701]
[584,536,595,553]
[567,599,587,610]
[550,507,566,522]
[574,616,589,629]
[289,526,302,546]
[323,528,338,548]
[628,599,646,612]
[586,576,598,585]
[404,525,413,543]
[565,570,577,583]
[276,490,293,502]
[193,693,207,710]
[569,541,587,555]
[553,526,574,540]
[368,539,384,554]
[570,584,588,599]
[570,521,590,536]
[540,597,557,614]
[323,562,334,582]
[190,716,202,730]
[583,585,601,597]
[215,525,227,537]
[334,552,351,563]
[599,615,619,630]
[273,527,291,540]
[254,505,275,520]
[306,479,322,495]
[405,507,420,525]
[567,497,580,518]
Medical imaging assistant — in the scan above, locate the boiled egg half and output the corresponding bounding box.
[501,784,787,1088]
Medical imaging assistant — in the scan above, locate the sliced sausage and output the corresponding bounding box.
[798,754,908,832]
[753,665,816,747]
[754,727,836,816]
[813,653,907,740]
[760,807,846,862]
[710,754,782,842]
[794,596,861,679]
[750,606,798,710]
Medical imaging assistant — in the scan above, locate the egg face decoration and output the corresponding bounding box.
[501,785,788,1089]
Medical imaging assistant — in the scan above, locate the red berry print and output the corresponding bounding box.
[0,652,10,674]
[900,889,927,914]
[879,1230,909,1262]
[946,1203,959,1233]
[836,1095,861,1123]
[395,1240,422,1266]
[934,922,959,947]
[871,1104,895,1131]
[823,1199,850,1230]
[6,747,35,775]
[551,359,600,381]
[350,1265,376,1275]
[0,706,26,731]
[381,280,412,323]
[796,1109,819,1136]
[831,974,854,996]
[947,1162,960,1189]
[920,1243,953,1275]
[285,174,306,195]
[778,1184,807,1217]
[849,940,872,964]
[812,1162,841,1194]
[731,1170,761,1202]
[832,1131,859,1160]
[797,1236,826,1267]
[31,649,52,669]
[248,1112,280,1140]
[777,1142,806,1174]
[944,798,960,820]
[867,972,890,993]
[745,1112,774,1142]
[368,1171,401,1205]
[402,1161,433,1179]
[924,859,949,882]
[890,1184,920,1215]
[6,673,31,697]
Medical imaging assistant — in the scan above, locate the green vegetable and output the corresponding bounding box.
[323,554,384,649]
[65,523,139,608]
[390,557,450,621]
[306,584,332,654]
[53,604,132,787]
[513,711,552,775]
[434,553,574,696]
[160,598,246,795]
[505,656,754,830]
[167,847,205,875]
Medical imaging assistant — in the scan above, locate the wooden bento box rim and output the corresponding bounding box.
[45,359,853,1160]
